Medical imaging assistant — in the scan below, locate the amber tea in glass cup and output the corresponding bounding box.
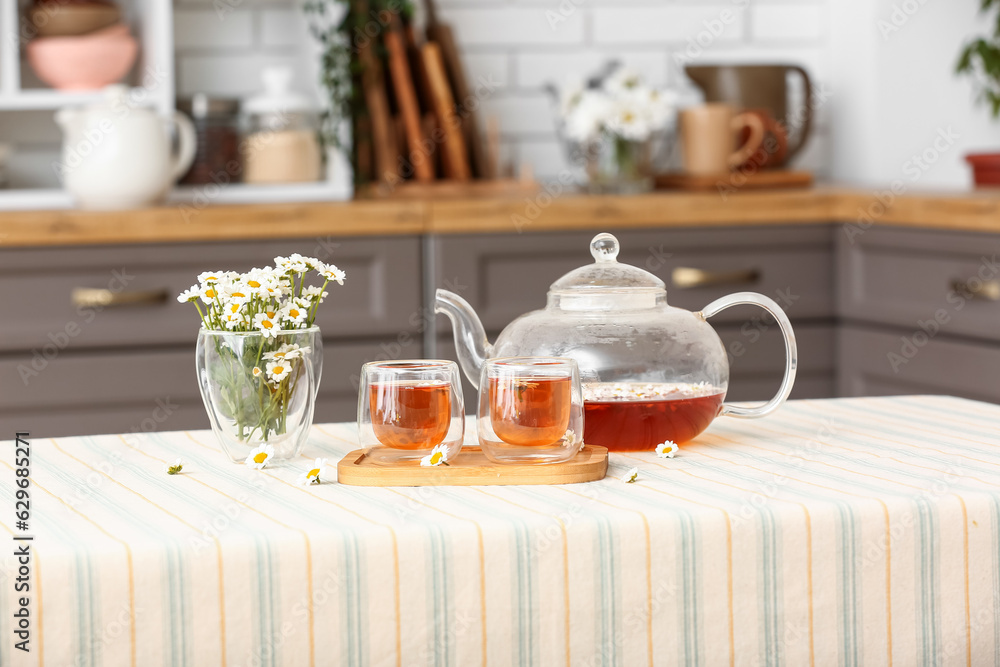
[358,360,465,465]
[478,357,583,464]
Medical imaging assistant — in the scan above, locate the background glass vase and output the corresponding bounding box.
[196,326,323,463]
[357,360,465,465]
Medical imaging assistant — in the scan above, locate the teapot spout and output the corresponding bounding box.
[435,289,492,389]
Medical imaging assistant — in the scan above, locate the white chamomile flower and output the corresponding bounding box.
[199,284,221,304]
[603,66,642,95]
[301,255,324,271]
[557,429,581,450]
[253,311,280,338]
[260,282,287,299]
[222,286,251,304]
[564,90,611,143]
[167,458,184,475]
[252,366,263,378]
[621,467,639,484]
[420,444,450,467]
[320,264,346,285]
[264,343,302,361]
[242,269,271,293]
[297,458,328,486]
[608,98,652,142]
[244,444,275,470]
[655,441,679,459]
[275,254,308,273]
[197,271,225,284]
[266,360,292,383]
[177,286,199,303]
[302,285,328,301]
[283,303,307,325]
[223,312,244,330]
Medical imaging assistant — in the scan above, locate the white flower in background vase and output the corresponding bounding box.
[553,63,678,194]
[564,90,612,144]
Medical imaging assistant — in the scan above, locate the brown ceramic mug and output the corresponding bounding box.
[737,109,789,170]
[680,104,765,175]
[685,64,813,163]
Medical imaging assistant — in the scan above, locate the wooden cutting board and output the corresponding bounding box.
[424,0,492,179]
[337,445,608,486]
[384,13,434,182]
[355,0,396,183]
[421,41,471,181]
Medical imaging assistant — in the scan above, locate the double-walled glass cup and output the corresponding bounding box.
[358,360,465,465]
[478,357,584,464]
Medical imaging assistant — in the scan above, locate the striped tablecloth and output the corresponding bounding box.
[2,395,1000,667]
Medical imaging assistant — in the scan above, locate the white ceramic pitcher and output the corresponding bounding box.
[55,85,196,209]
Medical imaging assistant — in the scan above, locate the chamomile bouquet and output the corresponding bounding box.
[552,63,677,193]
[180,254,345,462]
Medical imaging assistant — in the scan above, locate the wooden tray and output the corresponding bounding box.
[337,445,608,486]
[655,169,813,191]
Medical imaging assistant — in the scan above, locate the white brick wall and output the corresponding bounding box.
[173,0,831,180]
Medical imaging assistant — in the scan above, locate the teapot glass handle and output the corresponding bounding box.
[700,292,797,418]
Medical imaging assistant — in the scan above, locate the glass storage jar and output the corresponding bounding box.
[241,67,323,184]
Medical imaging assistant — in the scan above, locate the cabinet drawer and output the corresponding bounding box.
[0,237,422,352]
[432,226,834,332]
[837,325,1000,403]
[0,338,420,438]
[838,227,1000,341]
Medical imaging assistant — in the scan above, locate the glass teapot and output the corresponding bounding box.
[435,232,797,451]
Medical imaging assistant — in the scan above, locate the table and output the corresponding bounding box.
[2,395,999,667]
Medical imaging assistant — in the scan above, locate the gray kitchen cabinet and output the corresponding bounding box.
[430,226,836,403]
[837,226,1000,402]
[431,226,834,331]
[837,226,1000,342]
[0,237,424,437]
[838,325,1000,402]
[0,237,421,352]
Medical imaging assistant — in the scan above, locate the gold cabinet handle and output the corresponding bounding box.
[672,267,761,289]
[71,288,169,308]
[951,279,1000,302]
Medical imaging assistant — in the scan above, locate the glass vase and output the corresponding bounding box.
[583,134,655,194]
[195,326,323,463]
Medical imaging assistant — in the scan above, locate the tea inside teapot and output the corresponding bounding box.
[582,381,725,451]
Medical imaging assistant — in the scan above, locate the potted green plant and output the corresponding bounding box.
[957,0,1000,185]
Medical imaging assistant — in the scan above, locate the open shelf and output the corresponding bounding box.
[0,0,352,210]
[0,87,156,111]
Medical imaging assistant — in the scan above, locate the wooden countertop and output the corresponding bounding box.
[2,187,1000,248]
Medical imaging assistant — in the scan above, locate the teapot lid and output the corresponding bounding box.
[549,233,666,310]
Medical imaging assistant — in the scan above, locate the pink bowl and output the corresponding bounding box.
[26,23,137,91]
